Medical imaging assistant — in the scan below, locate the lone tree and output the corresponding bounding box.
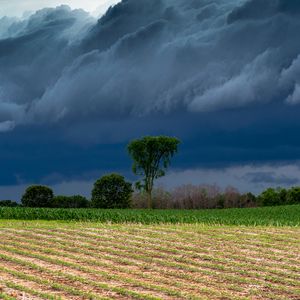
[91,173,133,209]
[128,136,180,208]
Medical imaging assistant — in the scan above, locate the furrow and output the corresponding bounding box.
[0,246,206,300]
[0,236,298,299]
[6,227,299,276]
[0,238,247,299]
[0,263,111,300]
[3,230,299,288]
[33,227,300,265]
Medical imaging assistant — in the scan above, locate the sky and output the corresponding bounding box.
[0,0,119,17]
[1,0,300,200]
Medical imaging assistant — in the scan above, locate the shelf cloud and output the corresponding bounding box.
[1,0,300,192]
[1,0,300,133]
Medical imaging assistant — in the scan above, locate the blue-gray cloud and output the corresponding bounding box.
[1,0,300,189]
[1,0,300,132]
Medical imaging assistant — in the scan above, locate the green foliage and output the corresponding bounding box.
[286,187,300,204]
[258,187,300,206]
[0,205,299,226]
[51,195,89,208]
[91,173,133,209]
[258,188,282,206]
[128,136,180,208]
[0,200,19,207]
[21,185,54,208]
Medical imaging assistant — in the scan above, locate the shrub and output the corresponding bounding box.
[51,195,90,208]
[286,187,300,204]
[0,200,19,207]
[91,174,133,208]
[238,192,257,208]
[21,185,54,208]
[258,188,279,206]
[258,187,288,206]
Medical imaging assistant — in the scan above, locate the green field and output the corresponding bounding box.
[0,206,299,299]
[0,205,299,226]
[0,220,299,299]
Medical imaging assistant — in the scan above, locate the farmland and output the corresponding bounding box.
[0,220,299,300]
[0,204,299,226]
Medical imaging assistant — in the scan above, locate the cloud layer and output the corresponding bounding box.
[1,0,300,133]
[2,162,300,200]
[1,0,300,190]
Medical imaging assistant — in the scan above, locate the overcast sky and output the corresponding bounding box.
[1,0,300,200]
[0,0,119,17]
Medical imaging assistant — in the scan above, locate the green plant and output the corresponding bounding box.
[286,187,300,204]
[51,195,89,208]
[258,187,290,206]
[0,200,19,207]
[128,136,180,208]
[258,188,280,206]
[21,185,54,208]
[0,205,299,226]
[91,173,133,209]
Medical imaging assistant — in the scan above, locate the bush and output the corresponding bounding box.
[258,188,281,206]
[91,174,133,208]
[21,185,54,208]
[257,187,290,206]
[51,195,90,208]
[0,200,19,207]
[238,192,257,208]
[286,187,300,204]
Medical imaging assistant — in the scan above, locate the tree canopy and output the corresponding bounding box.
[91,173,133,209]
[128,136,180,208]
[21,185,54,208]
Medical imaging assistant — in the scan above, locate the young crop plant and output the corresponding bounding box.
[0,205,299,226]
[0,221,299,300]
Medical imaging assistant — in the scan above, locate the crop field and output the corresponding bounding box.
[0,205,299,226]
[0,221,299,300]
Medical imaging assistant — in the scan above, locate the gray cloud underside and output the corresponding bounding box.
[2,162,300,200]
[1,0,300,135]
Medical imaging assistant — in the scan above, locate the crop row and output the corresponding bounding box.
[0,205,299,226]
[0,222,299,299]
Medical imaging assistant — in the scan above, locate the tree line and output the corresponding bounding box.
[1,185,300,209]
[1,136,300,209]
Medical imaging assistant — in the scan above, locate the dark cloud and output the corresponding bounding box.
[1,0,300,128]
[228,0,300,24]
[244,172,299,185]
[1,0,300,189]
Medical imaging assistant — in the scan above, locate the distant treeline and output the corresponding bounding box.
[132,185,300,209]
[1,178,300,209]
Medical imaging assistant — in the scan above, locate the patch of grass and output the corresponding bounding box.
[0,204,299,226]
[0,292,17,300]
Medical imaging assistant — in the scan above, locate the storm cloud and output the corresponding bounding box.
[1,0,300,192]
[0,0,300,130]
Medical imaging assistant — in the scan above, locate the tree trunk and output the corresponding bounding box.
[147,190,152,209]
